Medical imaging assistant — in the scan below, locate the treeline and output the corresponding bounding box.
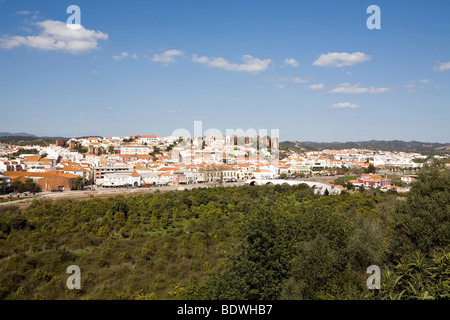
[205,167,450,300]
[9,149,39,157]
[0,136,65,147]
[0,167,448,300]
[5,178,42,194]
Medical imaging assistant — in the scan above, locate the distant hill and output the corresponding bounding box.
[0,135,68,146]
[280,140,450,155]
[0,132,36,137]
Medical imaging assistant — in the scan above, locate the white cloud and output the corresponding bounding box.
[291,77,308,83]
[329,102,360,109]
[16,10,39,15]
[105,106,113,110]
[192,54,271,74]
[313,52,371,67]
[433,62,450,72]
[404,82,416,93]
[405,79,430,93]
[283,58,299,67]
[309,83,325,90]
[113,52,128,60]
[152,49,183,65]
[329,83,391,94]
[21,26,33,33]
[263,76,307,84]
[0,20,108,54]
[273,84,285,90]
[112,52,138,61]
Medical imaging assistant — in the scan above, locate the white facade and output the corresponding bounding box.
[96,170,170,187]
[97,172,141,187]
[138,171,169,185]
[120,144,150,155]
[252,169,275,179]
[138,136,159,145]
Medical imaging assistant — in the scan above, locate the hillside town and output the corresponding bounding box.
[0,134,445,198]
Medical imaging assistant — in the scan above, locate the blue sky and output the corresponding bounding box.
[0,0,449,142]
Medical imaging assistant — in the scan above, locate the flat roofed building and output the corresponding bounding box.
[120,143,150,155]
[94,166,132,181]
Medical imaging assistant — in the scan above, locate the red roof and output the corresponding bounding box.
[130,170,141,177]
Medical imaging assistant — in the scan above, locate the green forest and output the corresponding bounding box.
[0,167,449,300]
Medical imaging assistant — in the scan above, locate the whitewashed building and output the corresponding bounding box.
[120,143,150,155]
[252,169,275,179]
[137,135,159,145]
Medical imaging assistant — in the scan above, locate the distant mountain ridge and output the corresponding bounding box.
[0,132,36,137]
[0,134,67,147]
[1,133,448,155]
[280,140,450,155]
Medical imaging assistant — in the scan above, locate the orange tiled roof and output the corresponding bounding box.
[4,170,78,179]
[63,166,84,172]
[130,170,141,177]
[22,156,39,161]
[23,157,52,163]
[361,175,383,180]
[158,167,177,171]
[123,143,147,147]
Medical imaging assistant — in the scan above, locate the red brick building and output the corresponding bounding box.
[4,171,79,192]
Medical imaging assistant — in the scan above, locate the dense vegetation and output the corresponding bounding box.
[8,149,39,157]
[1,178,42,196]
[10,178,42,194]
[0,167,448,300]
[0,136,67,147]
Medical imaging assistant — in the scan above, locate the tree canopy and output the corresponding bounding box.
[0,168,448,300]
